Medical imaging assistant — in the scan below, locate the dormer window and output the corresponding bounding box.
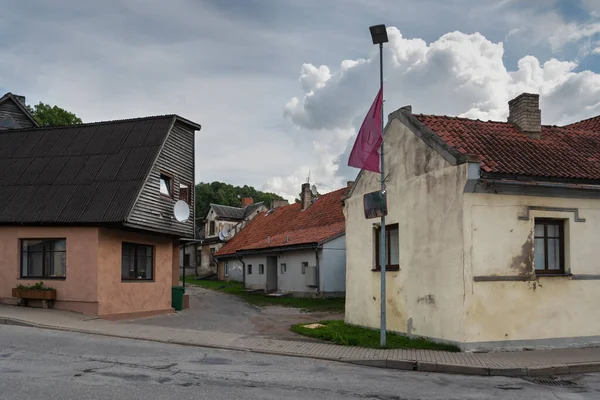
[160,173,172,197]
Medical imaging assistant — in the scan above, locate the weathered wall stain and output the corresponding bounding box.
[417,294,436,306]
[509,231,534,275]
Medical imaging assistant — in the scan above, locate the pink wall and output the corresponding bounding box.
[97,228,174,317]
[0,227,99,314]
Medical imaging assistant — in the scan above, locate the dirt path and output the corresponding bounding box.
[132,285,343,340]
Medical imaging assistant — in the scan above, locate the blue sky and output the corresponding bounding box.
[1,0,600,200]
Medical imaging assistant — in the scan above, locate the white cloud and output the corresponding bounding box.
[274,27,600,193]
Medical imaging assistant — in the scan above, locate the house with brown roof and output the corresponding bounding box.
[215,184,347,297]
[0,100,200,319]
[345,92,600,351]
[181,199,267,279]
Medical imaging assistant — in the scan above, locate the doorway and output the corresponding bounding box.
[266,256,278,292]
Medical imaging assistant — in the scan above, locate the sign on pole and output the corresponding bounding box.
[363,190,387,219]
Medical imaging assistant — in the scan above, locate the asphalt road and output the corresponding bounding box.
[1,325,600,400]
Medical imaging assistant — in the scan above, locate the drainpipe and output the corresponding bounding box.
[315,248,321,296]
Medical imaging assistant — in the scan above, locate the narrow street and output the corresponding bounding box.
[2,325,599,400]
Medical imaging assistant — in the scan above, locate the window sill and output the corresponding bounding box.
[19,277,66,280]
[121,279,155,283]
[536,273,572,278]
[372,266,400,272]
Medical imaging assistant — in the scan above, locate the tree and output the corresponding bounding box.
[27,102,82,127]
[194,181,285,220]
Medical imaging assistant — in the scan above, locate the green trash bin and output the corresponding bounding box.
[172,286,184,311]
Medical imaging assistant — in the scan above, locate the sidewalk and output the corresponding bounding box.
[2,305,600,377]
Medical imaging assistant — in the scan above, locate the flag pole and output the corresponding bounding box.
[378,40,387,348]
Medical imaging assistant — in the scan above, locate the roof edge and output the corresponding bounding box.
[0,93,39,128]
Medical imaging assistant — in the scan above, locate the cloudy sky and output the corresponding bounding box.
[2,0,600,200]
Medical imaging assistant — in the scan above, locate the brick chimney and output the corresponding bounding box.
[271,199,289,209]
[241,197,254,208]
[301,183,312,211]
[508,93,541,138]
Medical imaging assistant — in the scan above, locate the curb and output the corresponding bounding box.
[3,317,600,377]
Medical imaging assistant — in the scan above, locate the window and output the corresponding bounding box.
[534,219,565,274]
[374,224,400,270]
[281,263,287,274]
[209,221,216,236]
[301,262,308,275]
[247,264,252,274]
[224,262,229,277]
[183,253,190,267]
[259,264,264,274]
[179,182,191,204]
[21,239,66,278]
[122,243,154,281]
[210,248,216,265]
[159,173,172,197]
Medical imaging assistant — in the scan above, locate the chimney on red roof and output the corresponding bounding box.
[301,183,312,211]
[241,197,254,208]
[508,93,541,139]
[347,181,354,188]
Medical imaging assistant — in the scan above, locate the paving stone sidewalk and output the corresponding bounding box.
[1,305,600,377]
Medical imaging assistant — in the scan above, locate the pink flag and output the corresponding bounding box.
[348,89,383,173]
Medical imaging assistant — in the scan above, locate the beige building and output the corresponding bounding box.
[345,93,600,351]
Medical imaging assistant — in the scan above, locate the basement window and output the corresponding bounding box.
[159,173,173,197]
[534,219,565,275]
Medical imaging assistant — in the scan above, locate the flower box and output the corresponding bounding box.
[12,288,57,301]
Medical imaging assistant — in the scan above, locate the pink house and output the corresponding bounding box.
[0,93,200,318]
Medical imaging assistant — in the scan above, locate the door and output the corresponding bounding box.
[266,256,278,292]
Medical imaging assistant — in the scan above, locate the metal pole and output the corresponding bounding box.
[378,42,386,348]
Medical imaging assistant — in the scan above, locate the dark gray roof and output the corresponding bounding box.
[0,93,39,129]
[210,202,265,220]
[0,115,198,225]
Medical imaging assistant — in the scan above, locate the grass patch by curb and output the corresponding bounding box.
[291,320,460,351]
[184,278,344,312]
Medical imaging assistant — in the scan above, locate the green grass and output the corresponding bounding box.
[291,320,460,351]
[184,278,345,312]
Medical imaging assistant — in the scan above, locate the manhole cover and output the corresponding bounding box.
[530,378,578,388]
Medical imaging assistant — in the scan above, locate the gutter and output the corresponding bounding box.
[238,255,246,287]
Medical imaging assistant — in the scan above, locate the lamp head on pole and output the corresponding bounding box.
[369,24,388,45]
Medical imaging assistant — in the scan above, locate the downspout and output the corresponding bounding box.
[315,247,321,296]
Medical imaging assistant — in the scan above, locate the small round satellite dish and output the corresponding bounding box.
[310,185,318,196]
[173,200,190,223]
[218,231,225,241]
[221,227,230,237]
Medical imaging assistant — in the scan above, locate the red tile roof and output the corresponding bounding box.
[215,187,347,256]
[414,114,600,180]
[565,116,600,133]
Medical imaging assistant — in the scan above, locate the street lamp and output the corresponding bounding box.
[369,24,388,348]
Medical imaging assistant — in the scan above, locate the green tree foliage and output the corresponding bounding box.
[195,181,285,220]
[27,102,82,127]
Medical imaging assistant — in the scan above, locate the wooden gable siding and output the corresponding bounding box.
[0,99,36,129]
[126,120,195,237]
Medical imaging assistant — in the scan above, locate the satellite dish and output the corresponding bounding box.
[173,200,190,223]
[310,185,318,196]
[219,227,231,241]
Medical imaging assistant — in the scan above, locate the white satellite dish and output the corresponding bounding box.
[173,200,190,223]
[218,227,231,241]
[310,185,318,196]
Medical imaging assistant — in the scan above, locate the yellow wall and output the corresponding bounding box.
[463,193,600,348]
[344,118,468,343]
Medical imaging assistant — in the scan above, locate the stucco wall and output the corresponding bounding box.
[463,193,600,349]
[277,250,317,295]
[96,228,174,317]
[242,255,267,289]
[344,118,467,343]
[320,235,346,294]
[224,258,244,282]
[0,227,99,314]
